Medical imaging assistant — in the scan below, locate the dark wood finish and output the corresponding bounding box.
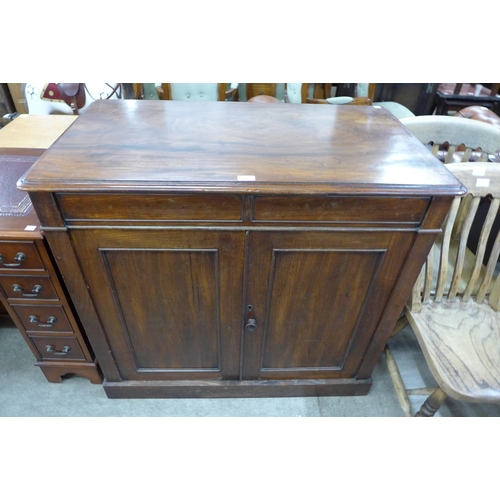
[252,196,429,224]
[0,275,59,301]
[67,229,245,381]
[104,377,372,399]
[19,101,464,197]
[0,148,101,384]
[19,100,465,398]
[58,193,244,221]
[29,335,87,361]
[242,230,414,380]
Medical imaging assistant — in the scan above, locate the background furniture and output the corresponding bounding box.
[0,114,78,149]
[306,83,415,118]
[391,164,500,416]
[19,100,464,399]
[332,83,436,116]
[456,105,500,131]
[0,115,101,384]
[401,115,500,163]
[244,83,276,101]
[0,84,16,127]
[434,83,500,116]
[6,84,29,114]
[247,95,282,103]
[156,83,239,101]
[23,83,122,115]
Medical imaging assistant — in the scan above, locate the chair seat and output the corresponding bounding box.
[407,300,500,404]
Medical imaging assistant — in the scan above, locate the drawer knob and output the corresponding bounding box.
[29,315,57,327]
[45,345,71,355]
[0,252,27,267]
[12,284,43,297]
[245,318,257,332]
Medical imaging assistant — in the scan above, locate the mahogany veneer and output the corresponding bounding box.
[19,100,465,398]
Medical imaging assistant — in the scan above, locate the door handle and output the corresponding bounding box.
[12,284,43,297]
[46,345,71,355]
[245,305,257,331]
[29,315,57,327]
[245,318,257,331]
[0,252,26,267]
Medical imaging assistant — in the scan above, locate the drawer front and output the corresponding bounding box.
[252,196,430,224]
[11,304,74,333]
[29,335,86,361]
[0,275,59,301]
[57,194,244,222]
[0,241,45,271]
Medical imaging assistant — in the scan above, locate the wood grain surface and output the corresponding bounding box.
[19,100,465,197]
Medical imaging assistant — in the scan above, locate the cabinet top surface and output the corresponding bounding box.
[19,100,465,196]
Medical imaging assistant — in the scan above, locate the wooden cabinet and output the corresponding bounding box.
[19,100,465,398]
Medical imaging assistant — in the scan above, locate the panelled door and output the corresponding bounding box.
[69,228,245,381]
[242,230,414,380]
[69,227,414,382]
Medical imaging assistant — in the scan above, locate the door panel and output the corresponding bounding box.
[69,229,245,381]
[243,231,414,380]
[102,249,220,370]
[262,249,381,369]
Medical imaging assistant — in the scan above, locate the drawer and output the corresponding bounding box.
[252,196,430,224]
[11,304,74,333]
[0,275,59,301]
[0,241,45,271]
[57,193,244,222]
[29,335,86,361]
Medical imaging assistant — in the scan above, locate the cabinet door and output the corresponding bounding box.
[242,231,414,380]
[69,229,245,381]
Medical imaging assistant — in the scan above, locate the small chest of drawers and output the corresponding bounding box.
[0,148,101,383]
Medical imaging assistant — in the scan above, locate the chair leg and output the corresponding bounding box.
[384,346,412,417]
[415,387,447,417]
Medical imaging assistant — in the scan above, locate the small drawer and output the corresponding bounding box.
[57,193,244,222]
[0,275,59,301]
[252,196,430,224]
[0,241,45,271]
[29,335,86,361]
[11,304,74,333]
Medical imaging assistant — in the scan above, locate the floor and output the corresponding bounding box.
[1,316,499,417]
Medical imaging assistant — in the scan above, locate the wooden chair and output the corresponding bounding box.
[306,83,415,118]
[386,116,500,416]
[156,83,239,102]
[400,115,500,163]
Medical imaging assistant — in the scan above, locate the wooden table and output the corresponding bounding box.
[19,100,465,398]
[0,114,77,149]
[0,114,101,383]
